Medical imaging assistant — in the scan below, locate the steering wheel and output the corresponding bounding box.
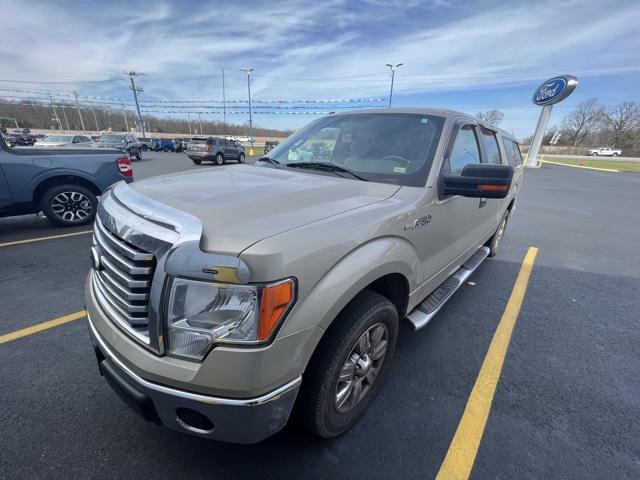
[382,155,409,167]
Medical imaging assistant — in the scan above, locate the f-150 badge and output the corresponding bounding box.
[404,215,432,231]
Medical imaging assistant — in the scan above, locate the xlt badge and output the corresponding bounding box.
[404,215,432,231]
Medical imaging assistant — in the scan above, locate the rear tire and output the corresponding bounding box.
[40,184,97,226]
[214,153,224,165]
[141,145,148,151]
[486,210,509,257]
[163,146,169,152]
[296,290,398,438]
[192,159,202,165]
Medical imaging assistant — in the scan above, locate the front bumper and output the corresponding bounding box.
[88,315,301,444]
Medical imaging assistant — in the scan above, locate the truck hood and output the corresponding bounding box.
[130,164,400,255]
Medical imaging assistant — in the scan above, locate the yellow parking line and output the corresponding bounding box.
[0,230,92,248]
[436,247,538,480]
[542,160,619,172]
[0,310,86,345]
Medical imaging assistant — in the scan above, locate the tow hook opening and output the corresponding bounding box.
[176,408,215,434]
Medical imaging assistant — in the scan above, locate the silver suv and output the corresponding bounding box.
[187,137,245,165]
[85,108,523,443]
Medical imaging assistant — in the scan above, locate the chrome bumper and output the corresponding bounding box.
[88,315,301,444]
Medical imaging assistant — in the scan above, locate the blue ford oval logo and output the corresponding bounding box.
[532,75,578,106]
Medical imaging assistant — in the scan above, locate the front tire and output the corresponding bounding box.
[135,151,142,161]
[214,153,224,165]
[238,153,245,164]
[163,146,169,152]
[40,184,97,226]
[612,153,618,157]
[296,290,398,438]
[192,159,202,165]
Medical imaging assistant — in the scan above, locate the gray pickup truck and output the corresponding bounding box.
[85,108,524,443]
[0,135,134,226]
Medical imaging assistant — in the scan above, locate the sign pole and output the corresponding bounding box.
[526,105,552,168]
[527,75,578,168]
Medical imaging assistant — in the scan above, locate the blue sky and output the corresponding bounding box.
[1,0,639,138]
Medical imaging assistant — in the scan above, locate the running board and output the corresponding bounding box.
[406,246,490,331]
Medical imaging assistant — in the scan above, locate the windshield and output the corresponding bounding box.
[42,135,73,142]
[265,113,444,186]
[99,134,126,142]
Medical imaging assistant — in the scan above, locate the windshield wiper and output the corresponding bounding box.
[286,162,368,181]
[257,156,280,166]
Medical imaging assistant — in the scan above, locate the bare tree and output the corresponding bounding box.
[561,98,605,146]
[603,102,640,147]
[476,109,504,126]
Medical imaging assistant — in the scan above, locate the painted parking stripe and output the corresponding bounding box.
[0,230,92,248]
[0,311,86,345]
[436,247,539,480]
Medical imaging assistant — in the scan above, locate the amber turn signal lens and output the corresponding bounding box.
[478,184,508,192]
[258,280,294,341]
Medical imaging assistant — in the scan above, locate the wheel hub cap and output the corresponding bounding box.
[334,322,389,414]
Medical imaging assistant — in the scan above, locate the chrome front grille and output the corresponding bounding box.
[91,217,156,344]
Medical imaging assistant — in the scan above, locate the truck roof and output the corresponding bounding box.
[330,108,518,142]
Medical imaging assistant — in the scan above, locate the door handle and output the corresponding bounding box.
[479,197,487,208]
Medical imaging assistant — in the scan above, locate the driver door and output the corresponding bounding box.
[422,121,496,281]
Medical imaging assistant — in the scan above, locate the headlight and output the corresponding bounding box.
[166,278,295,361]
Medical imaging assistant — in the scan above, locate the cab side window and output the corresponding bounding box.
[503,139,523,167]
[479,127,502,164]
[448,125,481,174]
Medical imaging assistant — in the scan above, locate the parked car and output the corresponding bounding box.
[94,133,142,161]
[153,138,175,152]
[174,138,189,153]
[0,133,133,226]
[187,137,245,165]
[85,108,522,443]
[35,134,93,148]
[137,137,155,151]
[264,140,279,153]
[586,147,622,157]
[9,129,35,146]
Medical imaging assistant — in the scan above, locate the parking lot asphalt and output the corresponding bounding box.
[1,152,639,479]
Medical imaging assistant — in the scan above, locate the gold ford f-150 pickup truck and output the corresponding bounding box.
[85,108,524,443]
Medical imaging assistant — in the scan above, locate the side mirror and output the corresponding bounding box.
[442,163,514,199]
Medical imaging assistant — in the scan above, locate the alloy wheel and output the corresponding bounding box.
[50,191,93,222]
[335,322,389,413]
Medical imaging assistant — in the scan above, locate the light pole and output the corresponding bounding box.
[222,69,227,134]
[89,101,99,132]
[73,90,86,133]
[124,71,146,137]
[61,105,70,131]
[385,63,403,108]
[49,95,62,131]
[198,112,203,135]
[121,105,129,131]
[240,67,254,144]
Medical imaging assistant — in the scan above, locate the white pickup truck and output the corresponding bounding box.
[586,147,621,157]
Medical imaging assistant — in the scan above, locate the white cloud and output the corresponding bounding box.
[0,0,638,135]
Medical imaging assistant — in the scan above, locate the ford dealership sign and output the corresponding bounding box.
[532,75,578,106]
